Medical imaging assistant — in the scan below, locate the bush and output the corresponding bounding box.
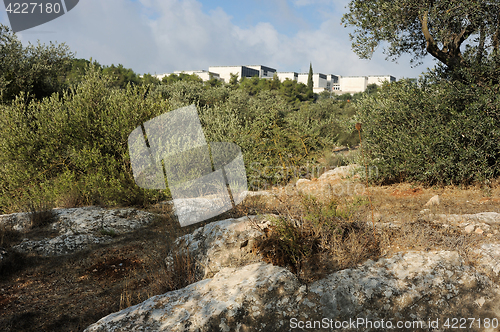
[0,64,169,213]
[356,75,500,185]
[0,63,359,213]
[27,201,56,229]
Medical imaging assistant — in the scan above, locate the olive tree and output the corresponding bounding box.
[0,24,74,103]
[342,0,500,71]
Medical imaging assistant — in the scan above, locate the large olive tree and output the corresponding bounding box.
[342,0,500,71]
[0,24,74,103]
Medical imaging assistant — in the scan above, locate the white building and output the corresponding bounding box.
[246,65,277,79]
[335,75,396,94]
[152,64,395,93]
[367,75,396,86]
[297,73,328,90]
[153,70,221,82]
[208,66,260,83]
[276,72,298,82]
[338,76,369,94]
[173,70,221,82]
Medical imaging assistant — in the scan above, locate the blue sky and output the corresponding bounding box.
[0,0,438,79]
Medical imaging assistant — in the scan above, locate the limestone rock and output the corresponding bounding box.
[435,212,500,226]
[417,212,499,236]
[295,165,364,199]
[317,164,361,181]
[1,206,155,256]
[424,195,440,207]
[475,243,500,277]
[85,250,500,332]
[295,178,311,192]
[0,211,32,232]
[465,224,475,233]
[168,215,271,279]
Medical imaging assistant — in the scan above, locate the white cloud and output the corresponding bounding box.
[1,0,434,78]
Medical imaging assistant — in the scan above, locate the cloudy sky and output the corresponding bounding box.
[1,0,438,79]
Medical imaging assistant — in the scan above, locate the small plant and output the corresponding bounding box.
[253,191,380,283]
[163,248,198,291]
[27,201,56,229]
[99,228,117,237]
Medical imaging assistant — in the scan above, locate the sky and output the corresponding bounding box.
[0,0,439,80]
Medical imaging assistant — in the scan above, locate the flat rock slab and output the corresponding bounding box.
[476,243,500,277]
[434,212,500,225]
[85,249,500,332]
[1,206,155,256]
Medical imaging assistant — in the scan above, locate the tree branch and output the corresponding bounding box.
[420,11,449,64]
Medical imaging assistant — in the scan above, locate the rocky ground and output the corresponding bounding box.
[2,165,500,331]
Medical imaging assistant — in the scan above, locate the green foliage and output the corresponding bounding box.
[66,59,161,89]
[0,59,357,213]
[162,73,203,85]
[365,83,379,95]
[141,73,161,86]
[229,73,239,86]
[0,24,74,103]
[356,73,500,185]
[150,80,355,190]
[279,78,314,107]
[100,228,117,237]
[65,58,101,88]
[102,64,142,89]
[342,0,500,71]
[0,64,169,213]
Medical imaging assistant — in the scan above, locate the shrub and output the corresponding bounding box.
[355,75,500,185]
[0,63,360,213]
[0,64,169,213]
[27,201,56,229]
[253,193,379,283]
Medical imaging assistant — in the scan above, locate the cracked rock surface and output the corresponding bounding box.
[85,216,500,332]
[0,206,154,256]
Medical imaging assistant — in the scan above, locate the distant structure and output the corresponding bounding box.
[154,70,221,82]
[153,65,396,94]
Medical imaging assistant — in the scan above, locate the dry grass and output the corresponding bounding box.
[252,192,380,283]
[251,177,500,284]
[26,201,57,229]
[0,194,275,332]
[0,175,499,331]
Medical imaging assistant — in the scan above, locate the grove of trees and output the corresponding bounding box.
[0,24,361,214]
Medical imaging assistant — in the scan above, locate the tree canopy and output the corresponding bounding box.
[342,0,500,72]
[0,24,74,103]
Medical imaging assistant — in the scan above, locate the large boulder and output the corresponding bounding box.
[84,214,500,332]
[295,164,363,200]
[85,249,500,332]
[166,215,271,279]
